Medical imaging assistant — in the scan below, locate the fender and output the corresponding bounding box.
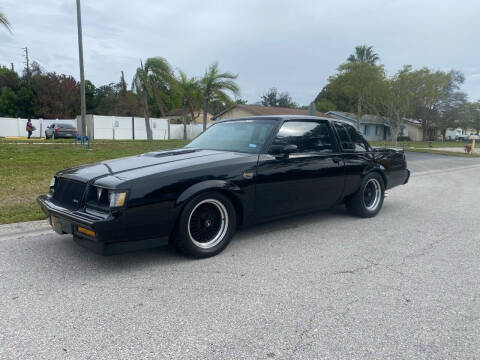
[176,180,242,206]
[361,163,388,188]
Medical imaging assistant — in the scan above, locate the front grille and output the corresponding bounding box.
[53,178,87,210]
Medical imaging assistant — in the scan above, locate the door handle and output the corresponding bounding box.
[332,157,343,163]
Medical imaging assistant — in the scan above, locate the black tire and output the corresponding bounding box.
[346,172,385,218]
[174,191,236,258]
[45,132,50,139]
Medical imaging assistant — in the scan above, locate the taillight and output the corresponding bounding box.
[55,127,60,132]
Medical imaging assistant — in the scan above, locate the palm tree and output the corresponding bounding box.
[132,57,174,140]
[0,11,12,33]
[200,62,240,131]
[175,71,202,139]
[347,45,379,65]
[132,61,153,140]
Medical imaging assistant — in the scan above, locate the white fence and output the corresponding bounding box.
[0,115,206,140]
[0,117,77,138]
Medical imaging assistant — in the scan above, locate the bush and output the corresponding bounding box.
[397,136,411,142]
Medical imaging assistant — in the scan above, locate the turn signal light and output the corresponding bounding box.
[77,226,95,238]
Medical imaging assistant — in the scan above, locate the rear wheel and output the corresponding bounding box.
[174,191,236,258]
[346,173,385,218]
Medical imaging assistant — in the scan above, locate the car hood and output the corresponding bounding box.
[57,148,251,183]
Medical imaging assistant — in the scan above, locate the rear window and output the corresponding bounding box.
[344,124,371,152]
[59,124,75,129]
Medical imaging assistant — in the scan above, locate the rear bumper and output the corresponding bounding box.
[37,194,169,255]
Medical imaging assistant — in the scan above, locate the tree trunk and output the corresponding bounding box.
[203,97,208,132]
[356,95,362,130]
[183,102,187,140]
[142,88,152,140]
[391,126,399,146]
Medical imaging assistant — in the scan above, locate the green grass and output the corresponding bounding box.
[369,140,472,148]
[402,148,480,157]
[0,139,188,224]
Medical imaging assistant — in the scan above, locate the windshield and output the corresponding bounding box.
[186,120,276,153]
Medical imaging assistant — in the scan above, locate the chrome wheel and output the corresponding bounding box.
[187,199,229,249]
[363,178,382,211]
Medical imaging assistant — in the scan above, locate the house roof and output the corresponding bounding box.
[212,104,331,120]
[326,111,387,125]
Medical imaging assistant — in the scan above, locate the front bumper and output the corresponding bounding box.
[37,195,169,255]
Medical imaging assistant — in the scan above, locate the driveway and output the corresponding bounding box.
[1,153,479,359]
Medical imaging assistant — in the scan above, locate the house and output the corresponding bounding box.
[212,104,331,121]
[326,111,425,141]
[165,109,214,124]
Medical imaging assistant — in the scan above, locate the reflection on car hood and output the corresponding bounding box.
[57,148,234,182]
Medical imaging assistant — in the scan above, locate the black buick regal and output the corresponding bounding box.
[37,116,410,258]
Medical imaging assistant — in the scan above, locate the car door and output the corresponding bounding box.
[332,121,373,197]
[46,124,54,137]
[255,120,345,220]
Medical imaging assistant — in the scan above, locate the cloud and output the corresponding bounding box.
[1,0,480,104]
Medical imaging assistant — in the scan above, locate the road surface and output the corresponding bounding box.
[1,152,479,359]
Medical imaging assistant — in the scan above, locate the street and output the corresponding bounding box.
[1,152,479,359]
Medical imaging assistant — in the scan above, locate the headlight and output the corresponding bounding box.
[108,191,127,208]
[49,177,56,189]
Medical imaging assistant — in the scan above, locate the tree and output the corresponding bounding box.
[175,70,202,139]
[133,57,175,140]
[347,45,379,65]
[201,62,240,131]
[314,84,350,112]
[369,66,417,145]
[33,73,80,118]
[0,11,12,33]
[85,80,96,113]
[328,61,385,129]
[260,87,297,108]
[0,87,18,116]
[315,98,337,113]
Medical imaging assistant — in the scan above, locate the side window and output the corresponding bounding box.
[333,122,355,151]
[344,124,371,152]
[273,121,335,153]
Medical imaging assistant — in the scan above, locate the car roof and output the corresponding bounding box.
[216,115,335,123]
[215,115,358,128]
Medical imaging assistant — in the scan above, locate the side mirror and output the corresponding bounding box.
[269,144,298,157]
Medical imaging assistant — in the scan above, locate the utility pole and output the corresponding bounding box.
[76,0,87,138]
[22,47,30,79]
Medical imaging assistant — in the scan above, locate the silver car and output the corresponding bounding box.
[45,123,77,139]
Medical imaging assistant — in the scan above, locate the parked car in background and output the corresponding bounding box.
[38,116,410,258]
[45,123,77,139]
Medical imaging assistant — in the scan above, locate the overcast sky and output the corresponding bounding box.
[1,0,479,105]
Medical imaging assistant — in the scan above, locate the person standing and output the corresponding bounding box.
[26,119,34,139]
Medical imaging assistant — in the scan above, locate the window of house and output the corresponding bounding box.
[273,121,335,153]
[363,125,368,136]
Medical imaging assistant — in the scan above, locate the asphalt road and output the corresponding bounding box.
[1,152,480,359]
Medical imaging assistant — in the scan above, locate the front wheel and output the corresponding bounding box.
[346,173,385,218]
[174,191,236,258]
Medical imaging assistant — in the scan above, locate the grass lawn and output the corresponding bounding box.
[370,140,480,157]
[369,140,472,148]
[0,138,187,224]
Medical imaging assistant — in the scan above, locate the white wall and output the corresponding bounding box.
[0,115,205,140]
[0,117,77,137]
[169,123,205,140]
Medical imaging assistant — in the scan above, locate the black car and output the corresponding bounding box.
[37,116,410,258]
[45,123,77,139]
